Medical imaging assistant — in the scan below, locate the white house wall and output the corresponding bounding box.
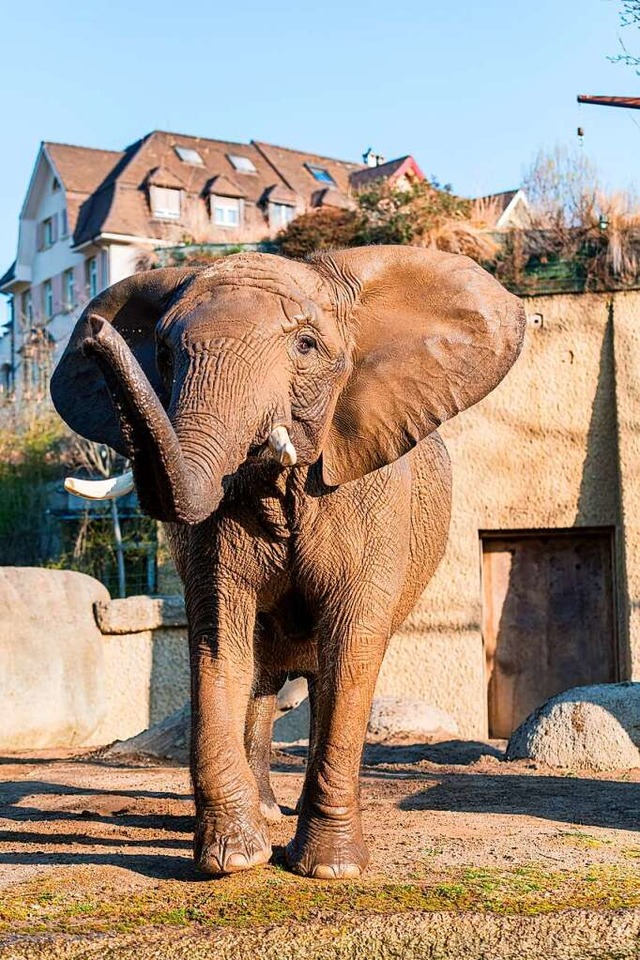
[108,243,144,285]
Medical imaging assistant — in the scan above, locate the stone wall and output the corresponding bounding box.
[91,596,190,745]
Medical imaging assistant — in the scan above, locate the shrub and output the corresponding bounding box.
[275,208,362,259]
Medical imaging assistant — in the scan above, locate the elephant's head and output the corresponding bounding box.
[50,247,525,524]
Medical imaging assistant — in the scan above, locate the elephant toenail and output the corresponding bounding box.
[225,853,250,870]
[312,864,337,879]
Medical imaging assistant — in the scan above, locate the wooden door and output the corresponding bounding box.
[482,530,616,739]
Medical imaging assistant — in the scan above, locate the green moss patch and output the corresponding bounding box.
[1,864,639,935]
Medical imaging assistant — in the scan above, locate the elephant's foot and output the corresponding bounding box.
[286,808,369,879]
[195,808,272,875]
[259,792,282,823]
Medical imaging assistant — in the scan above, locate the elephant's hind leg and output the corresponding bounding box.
[245,664,287,823]
[286,618,389,880]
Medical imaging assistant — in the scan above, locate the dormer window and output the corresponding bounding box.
[150,185,181,220]
[306,164,336,186]
[212,196,242,227]
[227,155,257,174]
[175,145,204,165]
[270,202,295,228]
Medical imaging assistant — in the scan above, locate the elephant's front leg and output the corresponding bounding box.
[286,620,388,879]
[188,582,271,875]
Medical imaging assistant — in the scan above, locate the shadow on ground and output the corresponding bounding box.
[398,773,640,832]
[0,741,638,883]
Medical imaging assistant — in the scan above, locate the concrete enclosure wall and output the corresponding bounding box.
[2,289,639,748]
[379,289,638,736]
[0,568,109,749]
[0,583,190,750]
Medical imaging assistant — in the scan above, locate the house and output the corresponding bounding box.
[475,188,531,229]
[0,133,394,399]
[0,130,524,402]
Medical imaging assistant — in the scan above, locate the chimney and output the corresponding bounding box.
[362,148,385,168]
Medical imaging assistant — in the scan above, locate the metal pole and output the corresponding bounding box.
[111,499,126,599]
[577,95,640,110]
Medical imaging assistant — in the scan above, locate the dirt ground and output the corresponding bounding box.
[0,739,639,959]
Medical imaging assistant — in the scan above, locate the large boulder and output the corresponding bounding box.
[0,567,109,749]
[506,682,640,771]
[108,703,191,763]
[367,696,459,742]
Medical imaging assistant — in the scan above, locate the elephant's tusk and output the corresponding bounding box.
[64,471,135,501]
[268,426,297,467]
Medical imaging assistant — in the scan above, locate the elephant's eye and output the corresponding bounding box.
[294,334,317,355]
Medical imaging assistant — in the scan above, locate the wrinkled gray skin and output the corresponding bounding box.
[50,246,525,879]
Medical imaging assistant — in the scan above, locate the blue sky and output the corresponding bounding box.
[0,0,638,323]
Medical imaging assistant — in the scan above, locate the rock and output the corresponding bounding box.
[367,696,459,742]
[273,696,311,743]
[506,682,640,771]
[94,595,187,634]
[108,703,190,763]
[0,567,109,749]
[276,676,308,712]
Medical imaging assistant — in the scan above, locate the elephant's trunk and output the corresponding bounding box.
[83,317,236,524]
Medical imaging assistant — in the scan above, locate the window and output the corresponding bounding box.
[64,269,75,309]
[39,216,57,250]
[175,145,203,165]
[270,202,295,228]
[150,185,181,220]
[87,257,98,298]
[306,164,336,186]
[43,280,53,320]
[100,250,109,288]
[0,362,13,396]
[212,195,242,227]
[21,290,33,325]
[52,177,60,192]
[22,326,54,400]
[59,209,68,239]
[227,154,257,174]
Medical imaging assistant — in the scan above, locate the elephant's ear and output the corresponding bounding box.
[316,246,526,485]
[50,267,194,456]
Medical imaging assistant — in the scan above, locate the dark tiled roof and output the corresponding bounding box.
[312,188,355,210]
[44,142,124,195]
[0,261,16,289]
[252,141,362,198]
[146,166,186,189]
[264,184,298,205]
[206,174,247,199]
[476,189,519,213]
[40,133,422,247]
[350,156,412,190]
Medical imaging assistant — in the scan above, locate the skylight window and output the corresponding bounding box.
[227,154,257,174]
[306,164,336,186]
[175,146,204,165]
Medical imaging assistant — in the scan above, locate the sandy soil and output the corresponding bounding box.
[0,740,638,958]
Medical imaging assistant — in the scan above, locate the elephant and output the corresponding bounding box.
[50,246,525,879]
